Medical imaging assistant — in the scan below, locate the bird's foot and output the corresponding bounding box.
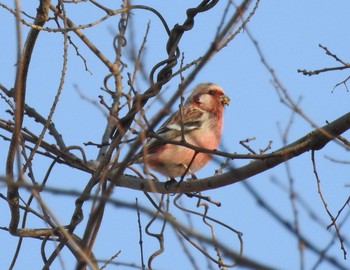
[165,178,177,190]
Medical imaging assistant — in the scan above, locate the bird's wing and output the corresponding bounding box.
[143,106,205,154]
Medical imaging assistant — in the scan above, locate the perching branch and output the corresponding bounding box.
[114,111,350,193]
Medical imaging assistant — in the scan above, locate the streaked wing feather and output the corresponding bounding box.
[143,106,205,154]
[157,106,204,135]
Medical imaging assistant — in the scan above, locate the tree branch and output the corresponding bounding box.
[6,0,50,236]
[114,111,350,193]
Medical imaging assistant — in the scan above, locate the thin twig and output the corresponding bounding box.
[311,151,347,259]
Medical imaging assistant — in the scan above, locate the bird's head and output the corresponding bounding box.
[186,83,230,115]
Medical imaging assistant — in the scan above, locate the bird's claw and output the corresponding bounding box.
[165,178,177,190]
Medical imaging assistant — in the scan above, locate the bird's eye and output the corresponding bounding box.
[208,90,215,95]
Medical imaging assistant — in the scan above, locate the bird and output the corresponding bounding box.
[135,82,230,179]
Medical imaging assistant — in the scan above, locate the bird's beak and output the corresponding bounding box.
[220,95,230,106]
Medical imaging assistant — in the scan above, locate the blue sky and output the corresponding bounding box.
[1,1,350,269]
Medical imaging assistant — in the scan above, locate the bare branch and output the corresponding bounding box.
[115,111,350,193]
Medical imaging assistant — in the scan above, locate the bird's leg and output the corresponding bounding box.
[165,154,198,189]
[174,164,195,188]
[184,170,197,187]
[178,151,198,183]
[178,164,189,183]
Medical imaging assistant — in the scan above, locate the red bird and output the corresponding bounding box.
[136,82,230,178]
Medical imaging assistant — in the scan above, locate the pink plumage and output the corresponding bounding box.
[136,82,230,178]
